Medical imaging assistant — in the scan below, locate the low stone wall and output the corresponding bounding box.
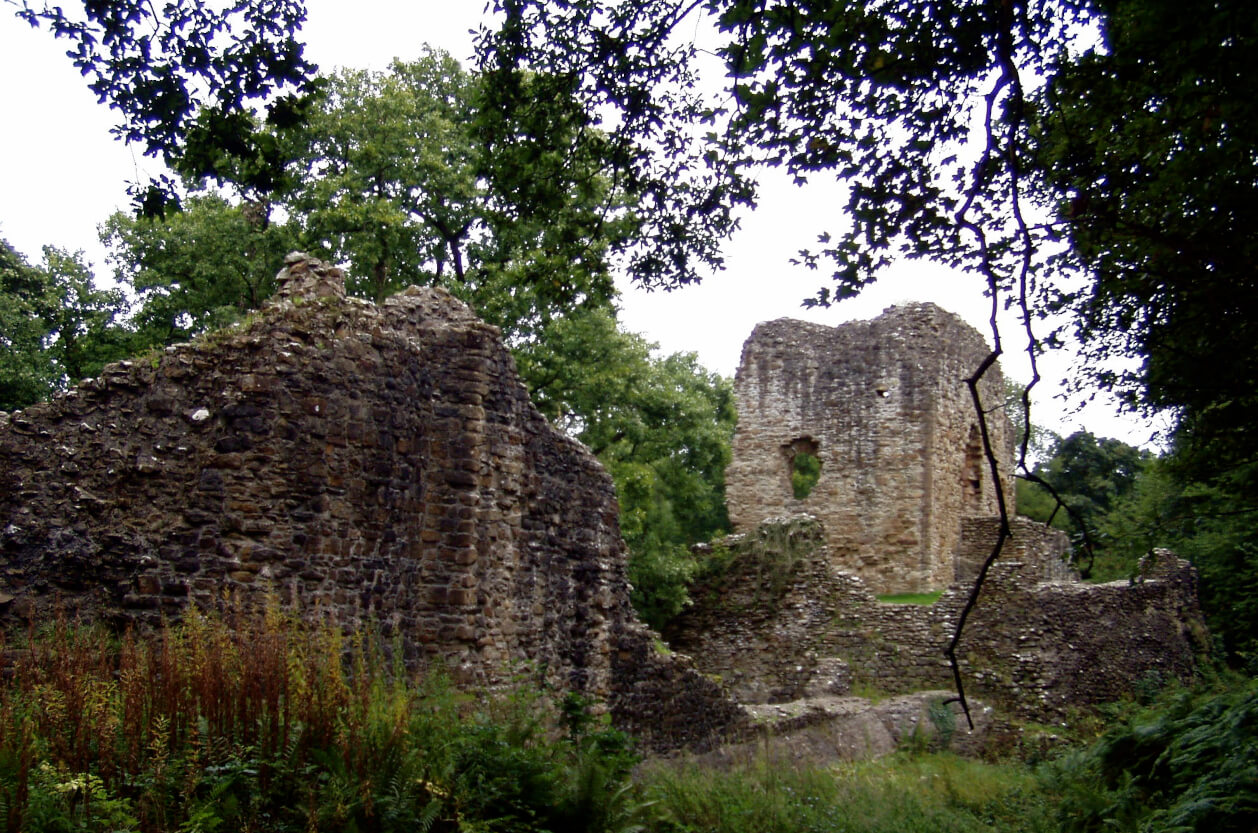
[666,516,1209,720]
[0,254,743,751]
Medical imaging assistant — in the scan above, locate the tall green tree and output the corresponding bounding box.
[0,240,128,410]
[106,51,628,346]
[287,54,481,303]
[102,195,300,350]
[281,51,624,342]
[517,307,735,629]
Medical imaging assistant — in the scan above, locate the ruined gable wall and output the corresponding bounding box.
[665,516,1208,719]
[725,304,1014,594]
[0,255,742,750]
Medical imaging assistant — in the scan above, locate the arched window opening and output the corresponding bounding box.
[962,424,983,512]
[784,437,822,500]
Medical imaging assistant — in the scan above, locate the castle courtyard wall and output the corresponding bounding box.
[666,517,1207,719]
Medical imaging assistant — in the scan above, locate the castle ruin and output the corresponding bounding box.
[0,255,741,750]
[0,261,1211,754]
[726,304,1016,594]
[664,307,1207,720]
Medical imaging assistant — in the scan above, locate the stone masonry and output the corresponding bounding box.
[666,515,1209,720]
[725,304,1016,594]
[0,254,743,751]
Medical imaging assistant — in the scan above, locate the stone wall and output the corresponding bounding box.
[0,254,743,751]
[666,516,1208,720]
[725,304,1016,594]
[955,516,1079,586]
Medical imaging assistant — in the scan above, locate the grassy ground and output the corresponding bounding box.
[875,590,945,605]
[639,752,1056,833]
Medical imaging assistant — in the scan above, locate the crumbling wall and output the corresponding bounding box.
[666,516,1207,720]
[725,305,1015,594]
[0,254,742,751]
[955,516,1078,586]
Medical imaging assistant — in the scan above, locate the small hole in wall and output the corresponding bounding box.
[784,437,822,499]
[875,387,891,398]
[792,451,821,498]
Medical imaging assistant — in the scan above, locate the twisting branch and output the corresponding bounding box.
[944,0,1042,730]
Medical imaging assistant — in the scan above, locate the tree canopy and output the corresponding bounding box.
[480,0,1258,663]
[11,0,318,212]
[0,240,128,411]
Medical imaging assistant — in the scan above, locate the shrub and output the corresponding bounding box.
[1043,677,1258,833]
[0,612,641,833]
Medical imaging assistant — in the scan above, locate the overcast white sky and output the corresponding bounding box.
[0,1,1167,448]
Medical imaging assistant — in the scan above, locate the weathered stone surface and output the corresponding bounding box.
[0,255,742,750]
[667,516,1208,721]
[682,691,992,768]
[726,304,1015,594]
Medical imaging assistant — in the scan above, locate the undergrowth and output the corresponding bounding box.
[639,752,1055,833]
[0,611,638,833]
[1042,675,1258,833]
[7,610,1253,833]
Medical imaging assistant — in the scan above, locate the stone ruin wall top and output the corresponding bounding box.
[725,303,1015,594]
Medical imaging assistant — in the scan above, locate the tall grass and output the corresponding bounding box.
[638,752,1056,833]
[25,607,1243,833]
[0,611,639,833]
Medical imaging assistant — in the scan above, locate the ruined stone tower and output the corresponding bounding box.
[725,303,1015,594]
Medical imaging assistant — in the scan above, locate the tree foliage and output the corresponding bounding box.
[11,0,318,212]
[478,0,756,290]
[517,307,735,629]
[1017,431,1153,579]
[102,195,300,350]
[1036,1,1258,444]
[0,240,128,411]
[105,51,625,343]
[210,50,626,344]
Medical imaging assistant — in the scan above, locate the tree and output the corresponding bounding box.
[516,306,735,629]
[1018,431,1153,579]
[0,240,55,410]
[102,195,300,351]
[106,50,631,344]
[10,0,318,212]
[285,54,481,303]
[1035,1,1258,449]
[477,1,756,291]
[478,0,1258,685]
[279,51,624,343]
[0,240,128,410]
